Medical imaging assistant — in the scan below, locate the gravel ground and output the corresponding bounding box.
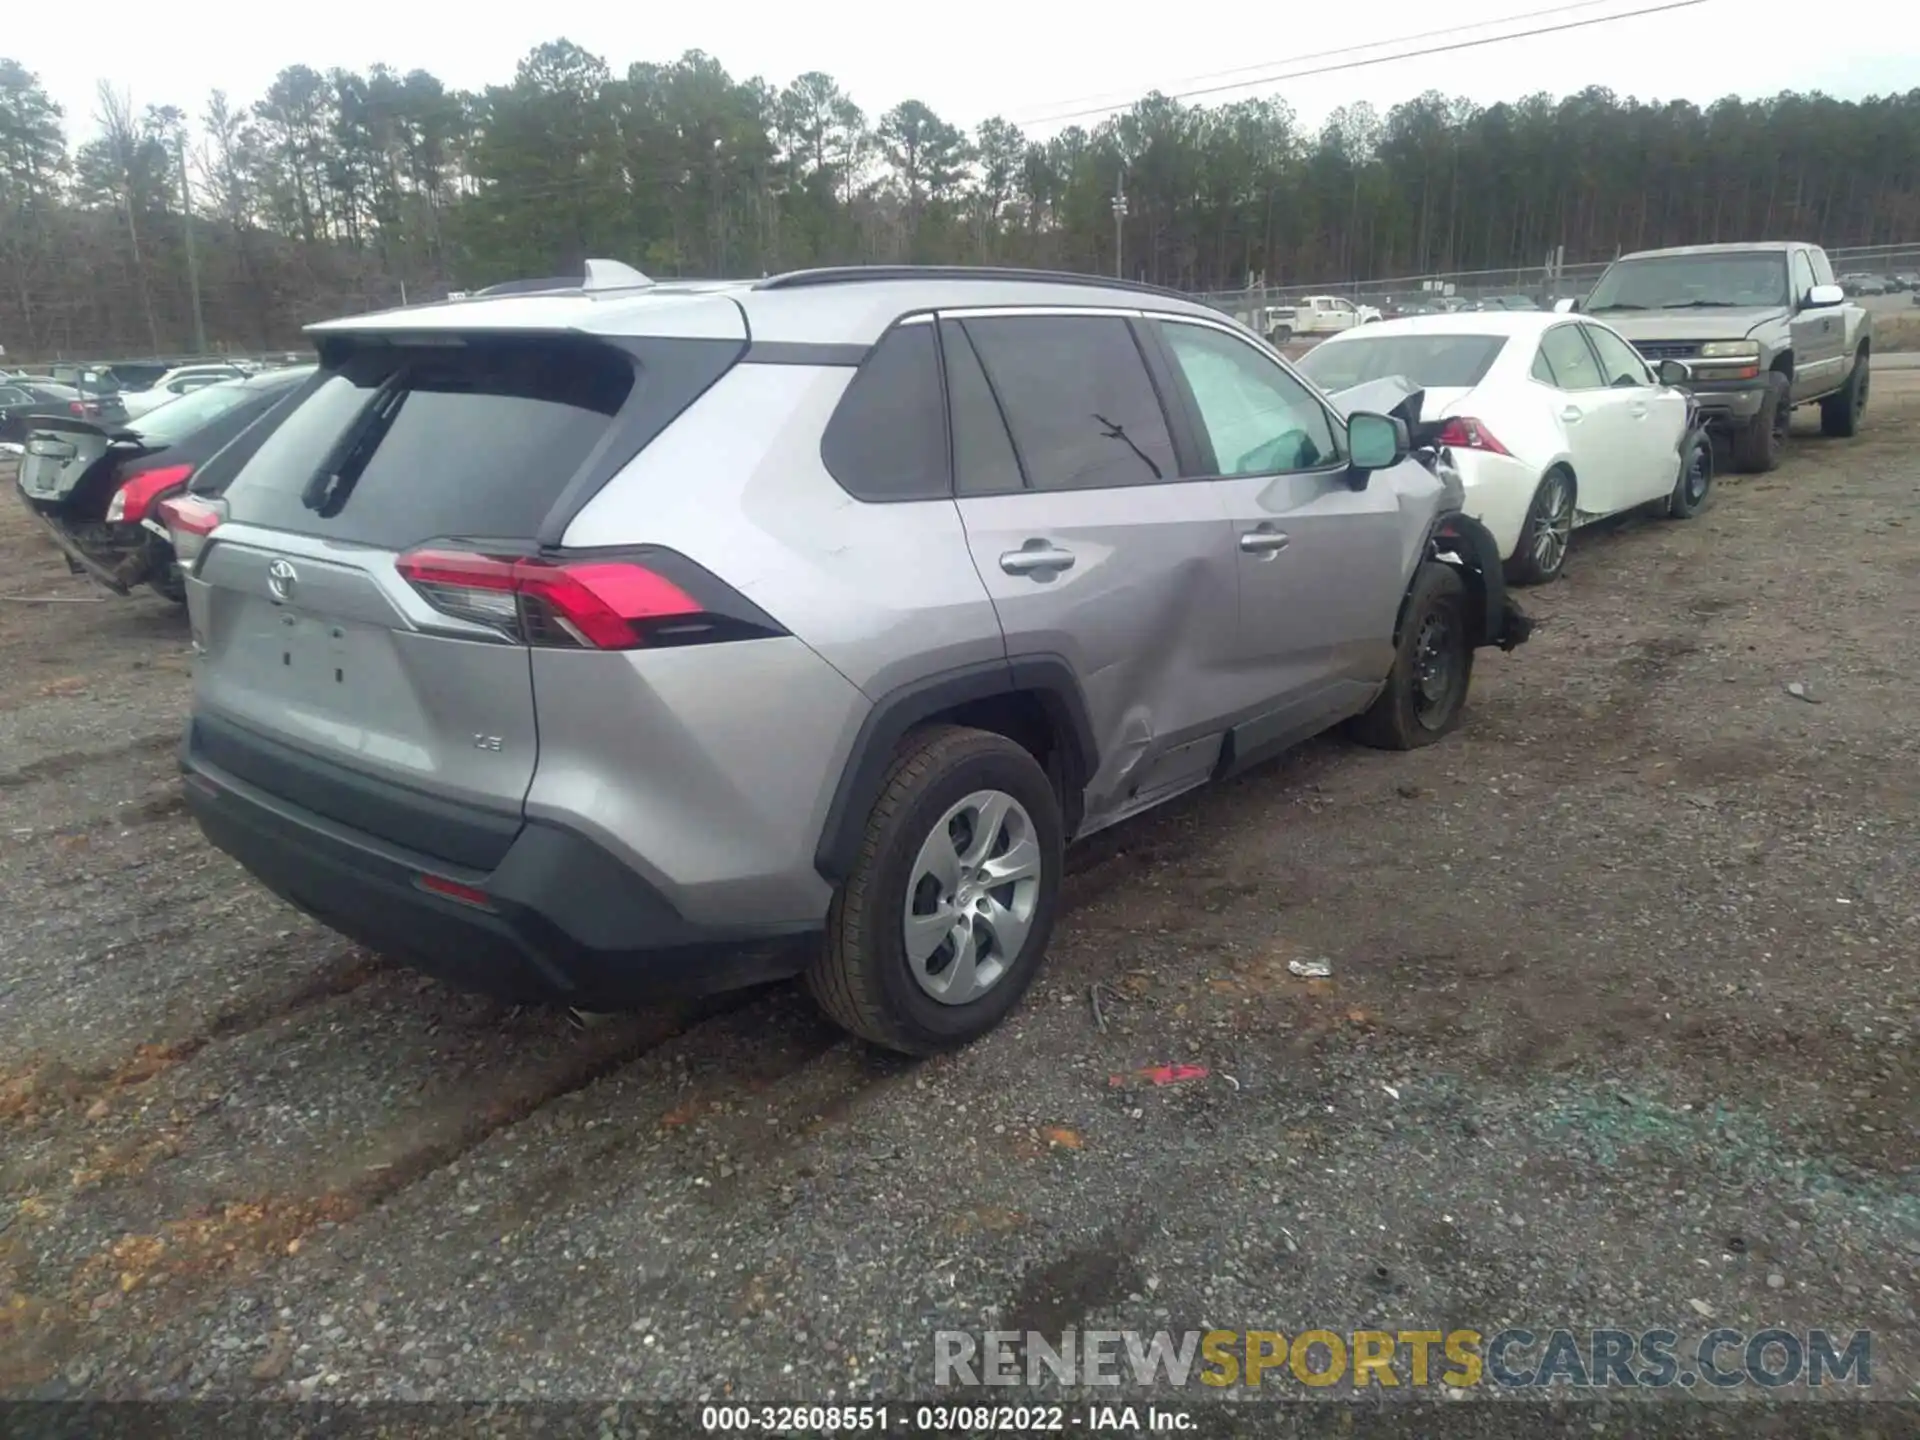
[1,377,1916,1419]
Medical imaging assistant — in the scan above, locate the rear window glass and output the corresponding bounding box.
[222,339,636,548]
[131,381,260,445]
[1297,334,1507,393]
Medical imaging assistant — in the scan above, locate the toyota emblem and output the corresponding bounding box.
[267,558,298,602]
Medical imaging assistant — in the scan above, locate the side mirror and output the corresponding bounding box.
[1346,411,1408,484]
[1552,297,1579,314]
[1805,284,1844,308]
[1655,358,1691,387]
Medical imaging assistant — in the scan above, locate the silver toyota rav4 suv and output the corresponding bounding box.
[165,263,1532,1054]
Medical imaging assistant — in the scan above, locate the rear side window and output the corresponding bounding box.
[223,338,636,548]
[940,319,1024,495]
[820,322,949,501]
[959,315,1175,491]
[1296,333,1507,392]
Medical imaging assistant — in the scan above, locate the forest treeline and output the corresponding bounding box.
[2,44,1918,358]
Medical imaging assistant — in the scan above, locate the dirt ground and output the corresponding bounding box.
[0,373,1915,1413]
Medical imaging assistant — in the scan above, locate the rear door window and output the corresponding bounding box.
[940,319,1025,496]
[222,338,637,548]
[957,314,1176,491]
[1540,325,1605,391]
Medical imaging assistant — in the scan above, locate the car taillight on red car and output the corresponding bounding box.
[395,548,783,651]
[1431,417,1512,456]
[106,463,194,524]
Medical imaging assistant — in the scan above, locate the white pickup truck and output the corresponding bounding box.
[1261,295,1382,343]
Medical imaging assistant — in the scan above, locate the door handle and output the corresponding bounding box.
[999,543,1076,577]
[1628,403,1649,418]
[1560,405,1583,423]
[1239,528,1290,554]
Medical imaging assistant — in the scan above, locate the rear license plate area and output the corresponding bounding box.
[20,451,68,496]
[268,607,363,703]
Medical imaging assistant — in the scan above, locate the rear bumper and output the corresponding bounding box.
[181,716,819,1008]
[12,488,153,594]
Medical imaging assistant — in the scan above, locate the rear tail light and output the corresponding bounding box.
[155,494,226,567]
[68,401,86,417]
[106,463,194,524]
[395,548,784,651]
[1432,417,1511,455]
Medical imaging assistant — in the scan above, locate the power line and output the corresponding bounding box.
[1016,0,1715,128]
[1015,0,1663,123]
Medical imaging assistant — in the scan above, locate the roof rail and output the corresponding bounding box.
[473,276,579,297]
[470,259,656,300]
[754,265,1197,303]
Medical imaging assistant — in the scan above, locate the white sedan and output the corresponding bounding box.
[1296,312,1706,583]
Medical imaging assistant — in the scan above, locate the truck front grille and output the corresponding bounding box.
[1632,340,1702,361]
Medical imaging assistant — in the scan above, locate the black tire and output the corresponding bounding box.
[1730,371,1791,473]
[1819,349,1869,438]
[806,724,1063,1055]
[1349,562,1476,751]
[1268,325,1293,344]
[1502,468,1576,587]
[148,563,187,605]
[1665,429,1714,519]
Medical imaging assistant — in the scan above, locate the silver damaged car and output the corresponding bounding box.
[165,262,1533,1053]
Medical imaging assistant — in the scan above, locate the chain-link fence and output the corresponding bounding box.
[1188,243,1920,328]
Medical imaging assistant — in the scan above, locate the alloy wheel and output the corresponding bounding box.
[1529,475,1573,576]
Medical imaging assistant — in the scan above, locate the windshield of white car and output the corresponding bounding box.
[1296,333,1508,392]
[1586,253,1790,312]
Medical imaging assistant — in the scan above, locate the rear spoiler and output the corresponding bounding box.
[1326,374,1446,448]
[21,415,142,446]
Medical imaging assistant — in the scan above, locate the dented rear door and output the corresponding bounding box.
[939,311,1239,830]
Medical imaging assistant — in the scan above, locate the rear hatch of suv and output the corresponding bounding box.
[182,316,747,875]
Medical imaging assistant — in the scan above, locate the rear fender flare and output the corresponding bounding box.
[1408,510,1526,650]
[812,656,1098,885]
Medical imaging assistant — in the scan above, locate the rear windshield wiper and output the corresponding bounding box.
[300,370,409,517]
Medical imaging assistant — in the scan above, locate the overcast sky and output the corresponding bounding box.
[14,0,1920,146]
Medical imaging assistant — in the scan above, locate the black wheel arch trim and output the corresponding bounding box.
[813,655,1099,885]
[1417,510,1533,652]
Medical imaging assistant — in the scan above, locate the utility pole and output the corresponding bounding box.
[1111,170,1128,280]
[177,133,207,355]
